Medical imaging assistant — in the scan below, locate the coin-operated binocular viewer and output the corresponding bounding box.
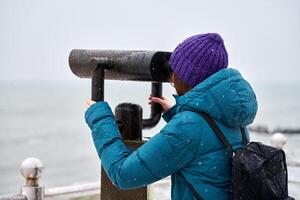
[69,50,171,200]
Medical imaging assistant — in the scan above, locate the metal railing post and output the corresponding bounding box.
[20,158,44,200]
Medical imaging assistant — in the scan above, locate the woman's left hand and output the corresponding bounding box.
[84,99,96,110]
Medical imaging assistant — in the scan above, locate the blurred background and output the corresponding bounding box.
[0,0,299,198]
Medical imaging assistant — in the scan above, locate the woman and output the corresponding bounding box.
[84,33,258,200]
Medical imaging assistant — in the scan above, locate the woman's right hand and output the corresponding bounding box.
[148,95,172,113]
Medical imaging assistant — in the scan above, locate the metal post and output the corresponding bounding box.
[100,103,147,200]
[20,158,44,200]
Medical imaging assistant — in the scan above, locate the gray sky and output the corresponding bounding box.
[1,0,299,83]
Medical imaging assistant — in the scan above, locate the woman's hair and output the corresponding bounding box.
[171,73,192,96]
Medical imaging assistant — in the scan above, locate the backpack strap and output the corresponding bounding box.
[179,112,248,199]
[240,127,248,145]
[177,171,203,200]
[199,112,234,154]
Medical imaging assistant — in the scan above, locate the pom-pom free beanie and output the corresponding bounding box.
[169,33,228,87]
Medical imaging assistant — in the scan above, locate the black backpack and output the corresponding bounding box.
[178,112,294,200]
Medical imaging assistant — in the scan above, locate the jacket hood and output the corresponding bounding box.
[173,68,258,128]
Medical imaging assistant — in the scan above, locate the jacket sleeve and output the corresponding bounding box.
[85,101,198,190]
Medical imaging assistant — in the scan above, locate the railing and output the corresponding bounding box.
[288,160,300,167]
[0,157,100,200]
[45,182,100,199]
[0,183,100,200]
[1,133,300,200]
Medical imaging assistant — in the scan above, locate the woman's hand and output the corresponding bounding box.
[148,95,172,113]
[84,99,96,111]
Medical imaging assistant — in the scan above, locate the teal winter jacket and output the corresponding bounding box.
[85,68,258,200]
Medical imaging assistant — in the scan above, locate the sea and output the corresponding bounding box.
[0,80,299,198]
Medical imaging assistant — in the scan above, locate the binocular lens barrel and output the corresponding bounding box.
[69,49,172,82]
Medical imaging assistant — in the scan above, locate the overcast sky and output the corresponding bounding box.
[0,0,299,83]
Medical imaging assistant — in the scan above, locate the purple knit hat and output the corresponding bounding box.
[169,33,228,87]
